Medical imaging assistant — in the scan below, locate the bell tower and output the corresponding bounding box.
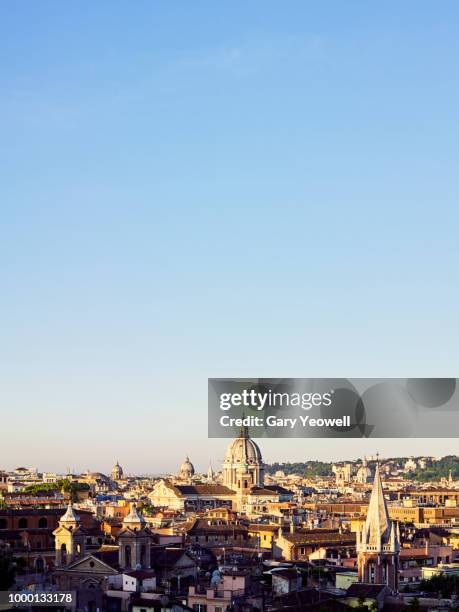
[357,462,400,591]
[118,503,151,570]
[53,503,86,567]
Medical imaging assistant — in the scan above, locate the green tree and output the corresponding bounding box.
[420,573,459,598]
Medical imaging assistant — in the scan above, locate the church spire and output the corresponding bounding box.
[357,457,400,591]
[363,462,390,549]
[207,460,214,481]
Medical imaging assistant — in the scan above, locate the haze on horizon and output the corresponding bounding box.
[3,438,458,476]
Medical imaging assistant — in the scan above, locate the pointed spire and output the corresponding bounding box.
[207,461,214,480]
[364,461,390,548]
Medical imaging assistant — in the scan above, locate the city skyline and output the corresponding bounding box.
[3,438,459,475]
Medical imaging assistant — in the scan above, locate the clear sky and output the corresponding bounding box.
[1,2,459,475]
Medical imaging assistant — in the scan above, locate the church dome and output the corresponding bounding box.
[356,464,371,482]
[112,461,123,480]
[222,425,264,491]
[356,457,372,484]
[179,456,195,479]
[224,434,262,465]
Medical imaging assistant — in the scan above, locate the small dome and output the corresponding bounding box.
[112,461,123,479]
[179,456,195,478]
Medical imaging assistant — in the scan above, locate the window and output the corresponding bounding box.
[38,517,47,528]
[0,519,7,529]
[18,518,28,529]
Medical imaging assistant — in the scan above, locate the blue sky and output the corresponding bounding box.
[1,2,459,474]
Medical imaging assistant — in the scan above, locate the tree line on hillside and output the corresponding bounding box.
[266,455,459,481]
[404,455,459,482]
[266,461,333,477]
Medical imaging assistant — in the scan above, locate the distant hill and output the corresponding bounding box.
[266,461,333,477]
[404,455,459,482]
[265,455,459,481]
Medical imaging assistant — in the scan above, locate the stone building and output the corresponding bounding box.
[149,427,292,514]
[118,503,152,570]
[53,503,87,567]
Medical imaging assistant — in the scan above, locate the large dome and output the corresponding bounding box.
[224,436,262,465]
[222,426,264,490]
